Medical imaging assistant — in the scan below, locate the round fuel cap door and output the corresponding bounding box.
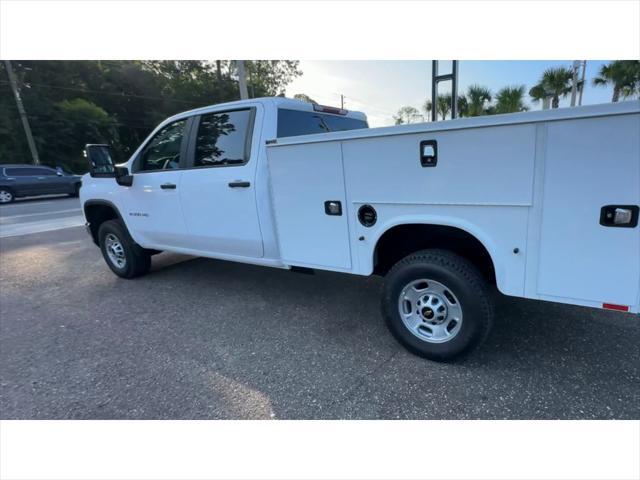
[358,205,377,227]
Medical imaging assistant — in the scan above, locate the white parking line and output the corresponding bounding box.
[0,209,81,221]
[0,216,85,238]
[0,200,55,208]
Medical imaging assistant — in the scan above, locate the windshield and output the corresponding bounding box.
[277,108,368,138]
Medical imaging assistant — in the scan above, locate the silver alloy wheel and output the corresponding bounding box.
[104,233,126,269]
[0,190,13,203]
[398,278,463,343]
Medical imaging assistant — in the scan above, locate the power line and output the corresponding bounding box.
[0,80,203,105]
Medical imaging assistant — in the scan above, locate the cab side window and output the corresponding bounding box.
[138,119,187,172]
[194,109,253,167]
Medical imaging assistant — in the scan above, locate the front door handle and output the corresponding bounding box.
[160,183,177,190]
[228,181,250,188]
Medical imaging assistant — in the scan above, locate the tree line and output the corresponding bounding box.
[394,60,640,124]
[0,61,301,172]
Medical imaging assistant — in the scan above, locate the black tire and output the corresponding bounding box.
[0,187,15,204]
[381,249,493,361]
[98,219,151,278]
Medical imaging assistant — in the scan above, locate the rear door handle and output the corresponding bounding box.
[160,183,176,190]
[228,181,250,188]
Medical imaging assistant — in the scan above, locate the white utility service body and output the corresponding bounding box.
[81,97,639,360]
[267,100,640,313]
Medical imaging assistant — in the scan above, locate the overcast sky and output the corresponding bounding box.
[285,60,622,127]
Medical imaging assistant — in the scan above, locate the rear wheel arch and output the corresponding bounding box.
[372,222,499,286]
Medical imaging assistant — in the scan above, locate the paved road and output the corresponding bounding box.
[0,203,638,419]
[0,196,83,238]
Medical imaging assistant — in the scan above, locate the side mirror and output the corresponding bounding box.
[84,144,115,177]
[84,144,133,187]
[114,166,133,187]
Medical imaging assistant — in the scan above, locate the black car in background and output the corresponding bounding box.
[0,164,82,203]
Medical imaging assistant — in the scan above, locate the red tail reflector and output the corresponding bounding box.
[602,303,629,312]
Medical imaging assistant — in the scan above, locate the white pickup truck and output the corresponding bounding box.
[81,97,640,361]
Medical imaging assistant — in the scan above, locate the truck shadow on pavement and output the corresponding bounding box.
[1,246,638,420]
[136,253,639,420]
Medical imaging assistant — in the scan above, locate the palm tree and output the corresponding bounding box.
[532,67,573,109]
[457,94,469,117]
[436,94,452,121]
[424,94,466,120]
[593,60,640,102]
[529,83,551,109]
[465,85,492,116]
[495,85,529,114]
[422,99,433,121]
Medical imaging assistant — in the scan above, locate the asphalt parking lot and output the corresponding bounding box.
[1,198,639,419]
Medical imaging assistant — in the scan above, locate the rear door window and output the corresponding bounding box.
[193,109,253,167]
[277,109,368,138]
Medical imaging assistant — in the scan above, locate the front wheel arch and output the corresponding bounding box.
[83,200,124,245]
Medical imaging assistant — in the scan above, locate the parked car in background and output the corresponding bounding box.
[0,164,82,203]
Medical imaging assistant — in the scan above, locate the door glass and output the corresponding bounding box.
[31,168,57,176]
[5,168,37,176]
[138,119,187,172]
[194,110,252,167]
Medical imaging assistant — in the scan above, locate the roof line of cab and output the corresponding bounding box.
[161,96,367,125]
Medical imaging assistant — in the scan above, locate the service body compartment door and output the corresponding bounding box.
[537,113,640,309]
[267,142,352,271]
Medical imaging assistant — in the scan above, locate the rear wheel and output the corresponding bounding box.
[0,188,14,204]
[381,249,493,361]
[98,219,150,278]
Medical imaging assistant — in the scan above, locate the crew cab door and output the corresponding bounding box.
[122,117,191,248]
[179,106,264,257]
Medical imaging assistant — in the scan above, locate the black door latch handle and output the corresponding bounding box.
[228,181,250,188]
[420,140,438,167]
[600,205,639,228]
[160,183,176,189]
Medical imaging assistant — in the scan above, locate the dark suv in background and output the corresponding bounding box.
[0,164,82,203]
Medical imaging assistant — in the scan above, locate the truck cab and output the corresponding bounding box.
[81,97,368,267]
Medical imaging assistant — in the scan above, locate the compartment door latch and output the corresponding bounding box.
[600,205,639,228]
[324,200,342,216]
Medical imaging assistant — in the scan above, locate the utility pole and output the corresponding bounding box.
[570,60,587,107]
[4,60,40,165]
[236,60,249,100]
[340,94,345,109]
[578,60,587,106]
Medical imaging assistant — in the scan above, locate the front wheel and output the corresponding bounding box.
[98,219,151,278]
[381,249,493,361]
